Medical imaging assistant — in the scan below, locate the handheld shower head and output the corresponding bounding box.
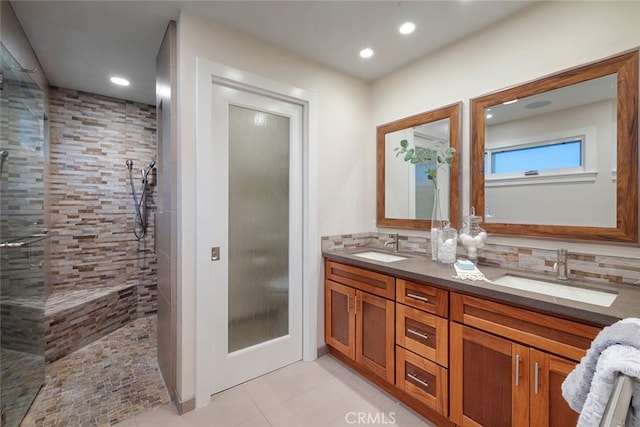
[142,160,156,181]
[126,159,133,171]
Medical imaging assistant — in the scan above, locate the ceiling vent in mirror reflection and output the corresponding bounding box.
[525,100,551,109]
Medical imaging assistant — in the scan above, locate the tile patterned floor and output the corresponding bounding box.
[115,355,437,427]
[21,316,169,426]
[18,315,437,427]
[1,349,44,427]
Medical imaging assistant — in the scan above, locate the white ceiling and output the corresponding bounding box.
[10,0,536,105]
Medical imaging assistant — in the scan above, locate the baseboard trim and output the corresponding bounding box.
[317,344,329,358]
[172,390,196,415]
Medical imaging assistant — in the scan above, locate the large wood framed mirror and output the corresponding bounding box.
[471,50,638,243]
[377,103,461,230]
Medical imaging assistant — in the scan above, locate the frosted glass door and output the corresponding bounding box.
[228,105,289,352]
[206,78,302,395]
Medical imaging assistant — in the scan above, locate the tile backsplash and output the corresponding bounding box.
[321,232,640,287]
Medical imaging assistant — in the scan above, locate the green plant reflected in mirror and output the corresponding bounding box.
[377,103,461,230]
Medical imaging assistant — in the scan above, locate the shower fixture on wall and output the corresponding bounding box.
[0,150,8,174]
[126,159,155,239]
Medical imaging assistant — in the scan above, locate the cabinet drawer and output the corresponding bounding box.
[326,260,395,299]
[396,279,448,317]
[396,346,448,416]
[450,292,601,362]
[396,304,448,367]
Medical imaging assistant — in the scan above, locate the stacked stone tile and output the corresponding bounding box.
[46,88,157,362]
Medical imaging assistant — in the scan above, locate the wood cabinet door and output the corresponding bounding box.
[355,290,395,384]
[529,350,579,427]
[450,323,529,427]
[325,280,356,360]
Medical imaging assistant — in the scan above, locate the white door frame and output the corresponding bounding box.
[194,57,318,408]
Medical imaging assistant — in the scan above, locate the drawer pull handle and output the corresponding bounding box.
[534,361,540,394]
[408,373,430,389]
[515,354,521,387]
[406,292,429,303]
[347,294,351,313]
[407,329,429,340]
[354,296,359,315]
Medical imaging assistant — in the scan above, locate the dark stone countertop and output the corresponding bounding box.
[323,247,640,328]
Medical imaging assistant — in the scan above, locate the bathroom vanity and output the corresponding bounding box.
[323,248,640,427]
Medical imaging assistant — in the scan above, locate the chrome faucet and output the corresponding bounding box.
[384,233,399,253]
[553,248,568,280]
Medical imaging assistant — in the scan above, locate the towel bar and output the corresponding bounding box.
[600,374,636,427]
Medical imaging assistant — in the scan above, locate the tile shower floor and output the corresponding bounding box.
[21,315,169,426]
[20,316,436,427]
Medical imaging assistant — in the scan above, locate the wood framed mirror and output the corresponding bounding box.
[471,50,638,243]
[377,103,461,230]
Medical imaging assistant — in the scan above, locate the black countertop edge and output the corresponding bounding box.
[322,248,640,328]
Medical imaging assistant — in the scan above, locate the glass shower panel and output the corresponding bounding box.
[228,105,289,353]
[0,43,46,427]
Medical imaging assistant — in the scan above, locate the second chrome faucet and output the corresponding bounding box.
[384,233,399,253]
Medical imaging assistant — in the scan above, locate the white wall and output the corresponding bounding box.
[176,0,640,405]
[371,0,640,257]
[177,11,370,403]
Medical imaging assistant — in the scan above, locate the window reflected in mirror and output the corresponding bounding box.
[471,50,638,242]
[484,74,617,227]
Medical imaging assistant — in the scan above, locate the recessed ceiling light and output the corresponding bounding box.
[399,22,415,35]
[502,99,518,105]
[110,76,130,86]
[486,113,493,119]
[359,48,374,59]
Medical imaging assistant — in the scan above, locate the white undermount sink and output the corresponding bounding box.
[492,274,618,307]
[353,251,408,263]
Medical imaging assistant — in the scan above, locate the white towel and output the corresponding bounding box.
[577,345,640,427]
[452,262,491,282]
[562,319,640,426]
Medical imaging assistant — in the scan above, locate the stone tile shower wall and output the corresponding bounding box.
[46,87,157,361]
